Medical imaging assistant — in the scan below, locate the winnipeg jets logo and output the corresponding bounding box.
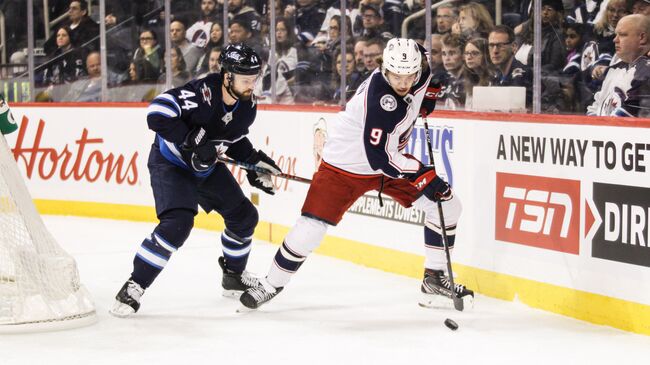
[512,68,525,78]
[380,95,397,111]
[200,83,211,106]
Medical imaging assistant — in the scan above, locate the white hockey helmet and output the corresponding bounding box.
[382,38,422,76]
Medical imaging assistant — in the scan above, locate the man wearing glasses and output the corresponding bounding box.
[361,4,389,39]
[488,25,532,109]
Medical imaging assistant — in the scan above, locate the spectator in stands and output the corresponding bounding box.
[41,26,86,86]
[587,14,650,117]
[453,2,494,41]
[328,15,353,50]
[462,37,495,109]
[194,23,225,76]
[362,37,385,74]
[589,0,630,81]
[275,17,299,82]
[62,51,102,102]
[170,20,203,75]
[292,33,334,103]
[230,0,263,38]
[319,1,361,38]
[196,47,222,78]
[562,23,586,74]
[331,45,363,103]
[488,25,533,108]
[430,34,446,78]
[187,0,220,49]
[435,3,458,35]
[44,0,99,55]
[404,0,434,41]
[438,33,466,109]
[288,0,327,37]
[569,0,602,24]
[632,0,650,15]
[132,29,163,82]
[515,0,566,74]
[353,38,368,73]
[378,0,404,36]
[159,46,192,88]
[360,3,390,39]
[255,48,295,105]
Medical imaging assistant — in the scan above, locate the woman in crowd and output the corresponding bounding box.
[41,26,85,86]
[273,17,299,85]
[158,46,191,88]
[194,22,224,76]
[453,2,494,41]
[461,37,494,109]
[132,29,163,82]
[330,45,362,104]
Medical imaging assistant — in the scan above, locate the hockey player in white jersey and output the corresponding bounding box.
[240,38,474,310]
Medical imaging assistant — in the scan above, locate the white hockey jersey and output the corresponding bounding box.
[322,64,432,178]
[587,56,650,117]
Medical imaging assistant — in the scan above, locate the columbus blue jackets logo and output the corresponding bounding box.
[380,95,397,111]
[200,83,211,106]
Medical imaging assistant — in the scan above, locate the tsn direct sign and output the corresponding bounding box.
[591,183,650,267]
[495,172,580,254]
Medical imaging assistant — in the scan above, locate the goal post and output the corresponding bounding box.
[0,132,97,333]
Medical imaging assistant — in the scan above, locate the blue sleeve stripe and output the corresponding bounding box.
[147,103,178,118]
[154,93,181,115]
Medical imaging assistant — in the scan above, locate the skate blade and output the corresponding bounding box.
[109,301,136,318]
[418,293,474,310]
[235,305,256,313]
[223,289,243,299]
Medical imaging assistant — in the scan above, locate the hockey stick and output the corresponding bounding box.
[422,117,464,312]
[219,157,313,184]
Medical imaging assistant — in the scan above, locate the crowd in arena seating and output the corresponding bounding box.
[1,0,649,115]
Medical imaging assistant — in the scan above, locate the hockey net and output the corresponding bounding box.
[0,134,96,332]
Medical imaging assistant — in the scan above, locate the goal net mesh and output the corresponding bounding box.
[0,134,95,331]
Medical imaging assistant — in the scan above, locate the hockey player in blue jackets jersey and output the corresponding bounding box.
[239,38,474,311]
[110,43,281,317]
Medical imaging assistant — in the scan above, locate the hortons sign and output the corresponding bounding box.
[495,172,580,254]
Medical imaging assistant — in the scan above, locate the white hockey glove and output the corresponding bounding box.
[244,150,281,195]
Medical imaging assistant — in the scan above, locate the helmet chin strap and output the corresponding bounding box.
[225,72,240,101]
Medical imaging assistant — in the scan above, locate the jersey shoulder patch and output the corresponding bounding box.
[380,94,397,111]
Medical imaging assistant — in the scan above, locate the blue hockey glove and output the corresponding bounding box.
[182,127,217,172]
[409,165,452,202]
[245,150,281,195]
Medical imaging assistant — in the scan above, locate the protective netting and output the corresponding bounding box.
[0,135,95,332]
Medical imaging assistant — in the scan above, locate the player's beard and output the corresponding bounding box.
[232,87,253,101]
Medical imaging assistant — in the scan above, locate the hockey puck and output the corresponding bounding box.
[444,318,458,331]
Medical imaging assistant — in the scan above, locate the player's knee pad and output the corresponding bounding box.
[222,198,258,239]
[284,215,329,256]
[153,208,195,249]
[416,194,462,232]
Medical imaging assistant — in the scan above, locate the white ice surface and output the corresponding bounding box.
[1,216,649,364]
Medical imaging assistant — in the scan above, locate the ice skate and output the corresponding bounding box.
[239,278,283,310]
[109,279,145,318]
[419,269,474,310]
[219,256,260,298]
